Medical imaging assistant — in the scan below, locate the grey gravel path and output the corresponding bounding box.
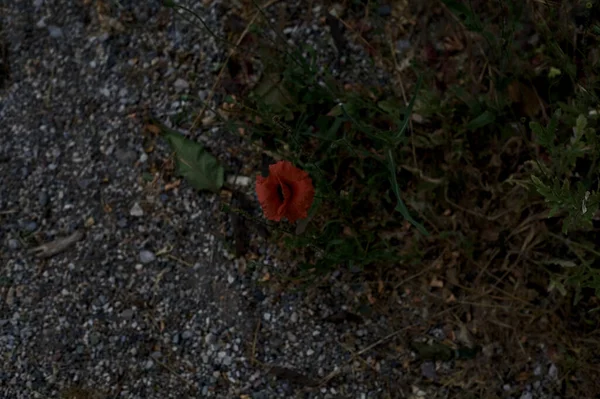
[0,1,563,399]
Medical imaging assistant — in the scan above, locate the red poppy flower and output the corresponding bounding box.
[256,161,315,223]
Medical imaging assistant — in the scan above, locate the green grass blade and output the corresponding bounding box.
[385,149,429,236]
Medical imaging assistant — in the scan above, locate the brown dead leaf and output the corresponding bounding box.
[145,124,161,136]
[481,229,499,242]
[367,292,377,305]
[164,179,181,191]
[507,81,542,117]
[343,226,354,237]
[430,278,444,288]
[444,289,456,303]
[443,35,464,53]
[516,371,531,382]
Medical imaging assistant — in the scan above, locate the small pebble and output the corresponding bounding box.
[378,4,392,17]
[205,333,216,345]
[173,78,189,91]
[263,313,271,322]
[24,221,37,232]
[130,203,144,217]
[48,25,63,38]
[121,309,134,319]
[139,250,156,264]
[38,191,48,206]
[290,312,298,323]
[182,330,193,340]
[548,364,558,380]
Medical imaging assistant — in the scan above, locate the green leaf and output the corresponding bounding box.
[574,114,588,140]
[162,130,224,193]
[466,110,496,130]
[253,73,295,111]
[410,341,454,361]
[377,99,401,117]
[530,121,554,149]
[548,278,567,296]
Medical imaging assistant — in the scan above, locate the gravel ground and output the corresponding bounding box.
[0,1,562,398]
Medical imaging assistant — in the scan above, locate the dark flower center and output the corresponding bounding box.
[277,183,290,203]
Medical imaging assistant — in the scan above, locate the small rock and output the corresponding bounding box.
[24,221,37,232]
[139,250,156,264]
[378,4,392,17]
[121,309,134,319]
[290,312,298,323]
[139,153,148,163]
[8,239,20,250]
[253,289,266,302]
[143,360,154,370]
[100,88,111,97]
[287,332,297,342]
[421,361,437,380]
[204,333,216,345]
[89,333,100,346]
[48,25,63,38]
[130,203,144,217]
[38,192,48,206]
[548,363,558,380]
[519,392,532,399]
[396,39,411,53]
[36,17,47,29]
[222,356,232,366]
[306,349,315,356]
[115,149,137,164]
[182,330,193,340]
[263,313,271,322]
[173,78,189,91]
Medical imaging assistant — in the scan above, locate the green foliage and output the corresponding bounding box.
[161,127,225,193]
[530,110,600,234]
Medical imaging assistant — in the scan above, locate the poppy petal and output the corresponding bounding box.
[285,179,315,222]
[256,175,284,221]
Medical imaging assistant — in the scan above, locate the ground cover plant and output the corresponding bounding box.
[154,0,600,397]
